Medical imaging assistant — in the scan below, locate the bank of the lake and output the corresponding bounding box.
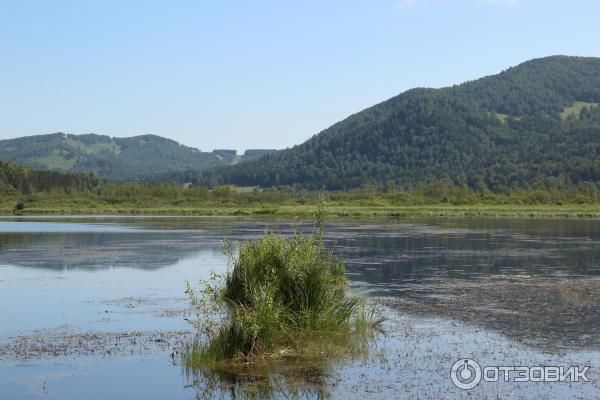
[2,200,600,218]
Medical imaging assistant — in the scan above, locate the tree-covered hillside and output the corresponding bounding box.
[0,133,276,182]
[194,56,600,191]
[0,159,101,195]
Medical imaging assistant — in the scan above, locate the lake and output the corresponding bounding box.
[1,216,599,399]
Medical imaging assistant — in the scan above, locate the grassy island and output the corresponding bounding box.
[183,205,383,367]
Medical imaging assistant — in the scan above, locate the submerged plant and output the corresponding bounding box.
[184,202,383,366]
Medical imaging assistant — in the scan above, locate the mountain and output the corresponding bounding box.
[0,133,276,182]
[194,56,600,191]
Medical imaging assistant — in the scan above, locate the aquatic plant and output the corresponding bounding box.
[184,200,383,365]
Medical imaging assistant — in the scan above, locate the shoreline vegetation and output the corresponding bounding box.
[5,204,600,220]
[2,160,600,218]
[2,199,600,218]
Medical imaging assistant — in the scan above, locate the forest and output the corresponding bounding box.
[190,56,600,191]
[2,56,600,202]
[0,133,275,182]
[2,159,600,218]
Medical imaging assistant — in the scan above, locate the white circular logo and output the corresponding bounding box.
[451,358,482,390]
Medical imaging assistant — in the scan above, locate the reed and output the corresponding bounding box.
[184,201,383,365]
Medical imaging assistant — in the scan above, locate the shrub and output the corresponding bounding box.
[185,202,382,365]
[13,201,25,214]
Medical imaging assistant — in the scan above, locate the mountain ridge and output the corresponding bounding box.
[0,132,276,182]
[191,55,600,190]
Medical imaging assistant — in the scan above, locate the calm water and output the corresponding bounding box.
[1,216,599,399]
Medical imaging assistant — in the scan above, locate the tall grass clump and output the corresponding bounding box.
[184,201,383,366]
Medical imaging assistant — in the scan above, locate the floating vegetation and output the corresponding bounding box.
[380,276,600,350]
[0,329,189,361]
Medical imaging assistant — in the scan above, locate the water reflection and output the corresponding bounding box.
[330,221,600,295]
[184,359,331,399]
[0,217,305,270]
[1,217,599,280]
[1,216,599,350]
[0,231,214,269]
[2,216,600,398]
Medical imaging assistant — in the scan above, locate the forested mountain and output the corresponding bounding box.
[0,133,275,182]
[193,56,600,191]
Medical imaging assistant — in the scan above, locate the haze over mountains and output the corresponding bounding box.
[1,56,599,191]
[0,133,275,182]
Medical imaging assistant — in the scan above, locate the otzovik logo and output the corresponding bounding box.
[451,359,591,390]
[451,359,482,390]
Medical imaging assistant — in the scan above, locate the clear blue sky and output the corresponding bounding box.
[1,0,599,152]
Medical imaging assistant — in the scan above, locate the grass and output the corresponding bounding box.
[495,102,599,123]
[183,202,383,367]
[494,112,510,123]
[3,189,600,219]
[36,151,77,170]
[494,112,521,123]
[3,200,600,219]
[64,137,120,155]
[560,101,599,120]
[32,138,121,171]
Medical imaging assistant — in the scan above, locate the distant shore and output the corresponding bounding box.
[2,202,600,218]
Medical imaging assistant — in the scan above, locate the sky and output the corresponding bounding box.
[1,0,599,152]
